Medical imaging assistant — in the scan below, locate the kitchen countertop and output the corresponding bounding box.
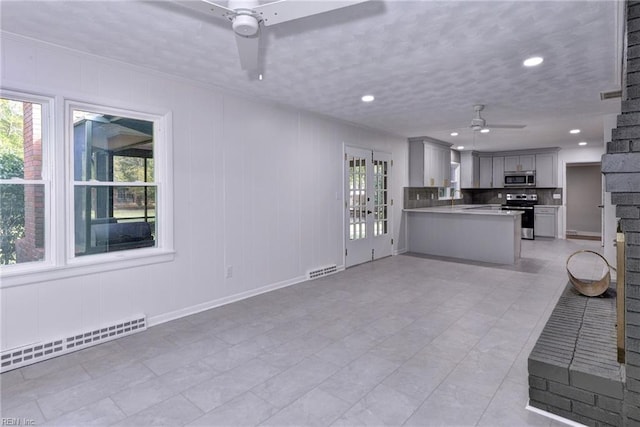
[404,204,523,216]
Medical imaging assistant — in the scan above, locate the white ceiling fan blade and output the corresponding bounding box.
[255,0,369,27]
[235,31,260,70]
[175,0,235,22]
[488,124,527,129]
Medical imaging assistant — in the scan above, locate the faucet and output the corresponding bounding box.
[451,189,462,207]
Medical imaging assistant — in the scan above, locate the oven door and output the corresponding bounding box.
[502,205,535,239]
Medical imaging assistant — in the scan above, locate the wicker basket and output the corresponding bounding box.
[566,250,612,297]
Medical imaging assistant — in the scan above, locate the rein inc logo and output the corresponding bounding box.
[1,419,35,426]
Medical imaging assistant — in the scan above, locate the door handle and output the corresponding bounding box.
[367,210,373,215]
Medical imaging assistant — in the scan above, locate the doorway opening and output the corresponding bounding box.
[565,162,602,241]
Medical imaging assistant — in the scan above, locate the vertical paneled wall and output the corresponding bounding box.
[0,33,407,351]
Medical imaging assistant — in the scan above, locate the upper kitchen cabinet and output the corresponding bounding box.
[460,151,480,188]
[535,151,558,187]
[409,137,452,187]
[492,156,505,188]
[504,154,535,171]
[479,156,493,188]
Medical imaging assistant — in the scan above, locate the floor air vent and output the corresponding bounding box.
[307,264,338,280]
[0,315,146,373]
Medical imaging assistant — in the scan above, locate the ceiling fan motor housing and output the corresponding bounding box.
[232,14,259,36]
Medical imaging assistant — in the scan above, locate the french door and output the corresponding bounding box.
[345,146,392,267]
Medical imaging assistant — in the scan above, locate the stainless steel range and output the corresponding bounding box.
[502,193,538,240]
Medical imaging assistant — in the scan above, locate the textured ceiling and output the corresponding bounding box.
[0,0,624,151]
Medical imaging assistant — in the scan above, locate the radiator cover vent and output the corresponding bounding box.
[307,264,338,280]
[0,315,146,373]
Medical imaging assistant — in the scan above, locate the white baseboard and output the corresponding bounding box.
[526,403,587,427]
[148,275,308,327]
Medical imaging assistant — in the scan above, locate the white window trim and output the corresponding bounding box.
[0,94,174,289]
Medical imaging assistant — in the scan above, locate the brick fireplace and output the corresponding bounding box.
[528,1,640,425]
[602,1,640,424]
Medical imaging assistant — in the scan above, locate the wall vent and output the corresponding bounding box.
[307,264,338,280]
[0,315,146,373]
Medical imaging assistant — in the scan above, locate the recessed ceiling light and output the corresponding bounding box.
[361,95,375,103]
[570,129,581,134]
[480,128,490,133]
[457,145,464,150]
[450,132,459,136]
[523,56,544,67]
[579,141,588,146]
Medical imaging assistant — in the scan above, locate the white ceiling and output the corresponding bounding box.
[0,0,624,152]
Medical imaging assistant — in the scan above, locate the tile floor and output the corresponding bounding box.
[1,238,605,426]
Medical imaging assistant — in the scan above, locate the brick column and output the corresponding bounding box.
[601,1,640,424]
[15,102,45,262]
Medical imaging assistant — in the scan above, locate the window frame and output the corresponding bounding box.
[65,100,173,266]
[0,90,55,273]
[0,93,174,288]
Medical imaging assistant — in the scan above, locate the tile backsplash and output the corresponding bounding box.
[404,187,562,208]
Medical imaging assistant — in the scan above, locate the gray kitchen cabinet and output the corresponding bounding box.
[460,151,479,188]
[505,154,535,171]
[479,156,493,188]
[492,156,504,188]
[535,152,558,187]
[409,137,452,187]
[535,206,557,238]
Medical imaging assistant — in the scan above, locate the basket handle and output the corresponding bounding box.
[566,250,615,272]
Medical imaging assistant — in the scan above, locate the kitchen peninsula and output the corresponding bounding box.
[405,205,523,264]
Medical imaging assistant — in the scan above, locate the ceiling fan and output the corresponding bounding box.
[177,0,368,71]
[469,104,526,131]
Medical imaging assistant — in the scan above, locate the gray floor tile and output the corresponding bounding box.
[319,353,401,404]
[261,388,351,427]
[252,355,340,409]
[43,397,126,426]
[1,239,603,427]
[182,358,281,412]
[142,336,229,376]
[332,383,422,426]
[112,395,203,426]
[477,378,552,427]
[37,362,156,420]
[2,365,93,412]
[404,382,493,427]
[187,391,277,427]
[258,331,334,370]
[382,352,457,401]
[0,400,46,425]
[110,375,178,416]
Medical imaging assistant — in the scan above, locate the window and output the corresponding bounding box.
[0,91,173,285]
[71,108,157,256]
[438,162,462,200]
[0,94,50,267]
[373,158,389,236]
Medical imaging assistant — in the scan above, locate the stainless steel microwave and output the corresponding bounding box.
[504,171,536,187]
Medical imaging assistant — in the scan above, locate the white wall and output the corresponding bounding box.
[0,33,408,351]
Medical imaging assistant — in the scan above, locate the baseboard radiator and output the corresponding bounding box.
[307,264,338,280]
[0,315,146,373]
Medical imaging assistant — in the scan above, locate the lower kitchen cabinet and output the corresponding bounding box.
[535,206,557,238]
